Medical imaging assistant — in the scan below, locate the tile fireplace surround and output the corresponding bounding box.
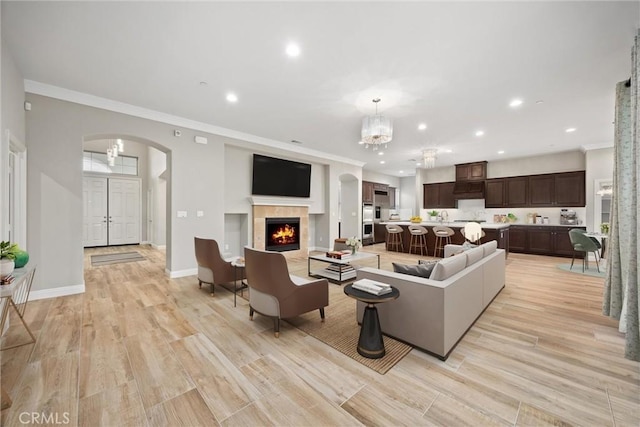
[252,205,309,259]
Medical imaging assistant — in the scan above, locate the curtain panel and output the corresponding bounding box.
[603,30,639,361]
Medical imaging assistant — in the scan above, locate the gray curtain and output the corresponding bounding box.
[603,30,639,361]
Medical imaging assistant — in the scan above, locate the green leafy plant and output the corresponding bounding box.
[600,223,610,234]
[0,241,20,260]
[428,210,439,217]
[507,213,518,222]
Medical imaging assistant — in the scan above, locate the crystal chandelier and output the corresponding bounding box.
[422,148,437,169]
[361,98,393,150]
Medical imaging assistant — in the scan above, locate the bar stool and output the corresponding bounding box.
[385,224,404,252]
[433,226,454,257]
[408,225,429,256]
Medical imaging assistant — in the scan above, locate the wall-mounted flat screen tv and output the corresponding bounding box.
[252,154,311,198]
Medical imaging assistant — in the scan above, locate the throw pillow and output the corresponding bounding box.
[429,255,467,281]
[392,262,435,279]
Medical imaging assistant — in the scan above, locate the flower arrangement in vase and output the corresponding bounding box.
[345,237,362,254]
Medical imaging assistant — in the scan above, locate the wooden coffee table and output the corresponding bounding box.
[344,283,399,359]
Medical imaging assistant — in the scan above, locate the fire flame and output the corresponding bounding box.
[271,224,297,244]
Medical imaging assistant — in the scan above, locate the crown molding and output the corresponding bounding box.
[580,142,614,152]
[24,80,366,168]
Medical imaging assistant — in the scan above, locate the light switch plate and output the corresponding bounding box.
[177,211,187,218]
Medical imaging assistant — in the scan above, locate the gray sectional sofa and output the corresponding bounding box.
[355,240,506,360]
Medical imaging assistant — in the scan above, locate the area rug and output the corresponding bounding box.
[285,289,413,375]
[91,251,145,266]
[556,263,606,278]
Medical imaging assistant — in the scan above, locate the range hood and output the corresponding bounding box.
[453,180,485,199]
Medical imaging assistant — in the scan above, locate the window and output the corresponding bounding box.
[83,151,138,175]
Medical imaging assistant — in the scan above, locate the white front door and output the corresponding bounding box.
[83,177,108,246]
[108,178,141,245]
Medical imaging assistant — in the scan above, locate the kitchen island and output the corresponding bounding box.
[379,221,510,256]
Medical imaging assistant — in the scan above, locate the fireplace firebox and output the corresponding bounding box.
[265,217,300,252]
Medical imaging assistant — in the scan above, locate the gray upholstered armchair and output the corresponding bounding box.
[244,247,329,337]
[194,237,245,295]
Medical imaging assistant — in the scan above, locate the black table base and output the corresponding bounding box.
[358,304,385,359]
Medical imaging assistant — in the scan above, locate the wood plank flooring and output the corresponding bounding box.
[1,244,638,426]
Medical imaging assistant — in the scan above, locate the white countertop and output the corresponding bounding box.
[380,221,510,229]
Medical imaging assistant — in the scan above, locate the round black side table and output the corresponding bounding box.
[344,283,399,359]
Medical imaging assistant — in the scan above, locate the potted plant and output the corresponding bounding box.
[428,210,439,221]
[0,241,20,279]
[507,213,518,223]
[600,223,610,234]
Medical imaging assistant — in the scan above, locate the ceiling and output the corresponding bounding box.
[3,2,639,176]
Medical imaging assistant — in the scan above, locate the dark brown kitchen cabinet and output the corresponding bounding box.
[505,176,529,206]
[508,226,528,252]
[423,182,456,209]
[374,223,386,244]
[508,225,585,257]
[554,172,585,207]
[529,171,585,207]
[362,181,374,204]
[456,161,487,181]
[485,176,529,208]
[485,179,506,207]
[483,227,510,255]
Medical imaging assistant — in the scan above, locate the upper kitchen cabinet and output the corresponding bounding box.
[529,171,585,207]
[485,176,528,208]
[423,182,456,209]
[362,181,374,204]
[455,161,487,181]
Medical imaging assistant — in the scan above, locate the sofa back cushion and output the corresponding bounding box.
[430,254,467,281]
[465,246,484,267]
[481,240,498,257]
[392,262,435,278]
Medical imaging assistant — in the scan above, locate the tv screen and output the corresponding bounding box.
[252,154,311,198]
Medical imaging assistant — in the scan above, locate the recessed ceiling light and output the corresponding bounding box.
[286,43,300,57]
[226,93,238,103]
[358,140,364,145]
[475,130,485,137]
[498,150,505,154]
[416,162,421,166]
[509,99,523,108]
[399,170,404,174]
[565,127,577,133]
[380,160,385,164]
[378,152,384,156]
[443,149,453,153]
[418,123,427,130]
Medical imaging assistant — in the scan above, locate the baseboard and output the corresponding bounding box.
[151,243,166,250]
[29,283,85,301]
[166,268,197,278]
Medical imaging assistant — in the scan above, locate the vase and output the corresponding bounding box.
[14,250,29,268]
[351,247,357,255]
[0,258,15,279]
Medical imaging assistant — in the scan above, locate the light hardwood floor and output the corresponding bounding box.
[1,244,638,426]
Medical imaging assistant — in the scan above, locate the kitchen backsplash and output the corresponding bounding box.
[420,199,587,225]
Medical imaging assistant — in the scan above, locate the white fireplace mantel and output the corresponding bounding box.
[248,196,313,207]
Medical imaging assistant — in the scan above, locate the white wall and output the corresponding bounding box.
[585,147,614,232]
[399,175,416,218]
[224,144,326,215]
[148,146,166,247]
[25,93,228,292]
[1,39,26,241]
[362,170,400,188]
[487,151,585,178]
[339,175,359,239]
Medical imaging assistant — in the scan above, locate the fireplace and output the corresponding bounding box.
[265,217,300,252]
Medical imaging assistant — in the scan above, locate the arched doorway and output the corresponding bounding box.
[82,134,171,270]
